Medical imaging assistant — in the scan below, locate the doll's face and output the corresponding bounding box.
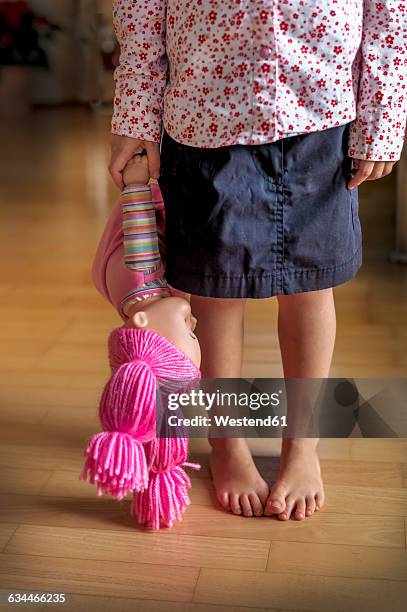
[125,296,201,368]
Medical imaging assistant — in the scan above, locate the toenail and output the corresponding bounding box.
[297,513,303,519]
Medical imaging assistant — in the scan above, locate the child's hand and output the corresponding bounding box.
[348,159,396,190]
[109,134,160,189]
[122,152,150,186]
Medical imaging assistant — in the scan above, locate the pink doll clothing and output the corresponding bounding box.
[92,182,185,320]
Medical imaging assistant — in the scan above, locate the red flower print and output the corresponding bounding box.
[110,0,406,159]
[259,10,268,23]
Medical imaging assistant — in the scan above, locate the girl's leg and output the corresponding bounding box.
[264,287,336,520]
[191,295,269,517]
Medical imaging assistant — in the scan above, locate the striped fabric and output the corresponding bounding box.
[120,279,171,318]
[121,185,161,273]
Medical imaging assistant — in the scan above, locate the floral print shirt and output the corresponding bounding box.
[111,0,406,161]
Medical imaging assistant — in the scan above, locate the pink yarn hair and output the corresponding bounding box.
[80,326,201,529]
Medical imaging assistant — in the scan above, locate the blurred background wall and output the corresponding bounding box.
[0,0,115,110]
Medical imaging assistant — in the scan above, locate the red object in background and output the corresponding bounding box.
[33,16,50,34]
[0,0,59,68]
[0,1,31,30]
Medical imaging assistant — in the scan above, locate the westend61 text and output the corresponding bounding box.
[167,414,287,428]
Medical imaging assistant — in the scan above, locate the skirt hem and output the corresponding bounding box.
[166,247,363,299]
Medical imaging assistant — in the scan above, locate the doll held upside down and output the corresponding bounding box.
[80,153,202,529]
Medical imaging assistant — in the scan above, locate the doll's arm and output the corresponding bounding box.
[152,183,166,260]
[121,184,162,273]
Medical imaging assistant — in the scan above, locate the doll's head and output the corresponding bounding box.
[124,295,201,369]
[81,325,201,528]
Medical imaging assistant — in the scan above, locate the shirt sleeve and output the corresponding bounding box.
[348,0,407,161]
[111,0,169,142]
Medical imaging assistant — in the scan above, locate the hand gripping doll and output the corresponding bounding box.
[80,153,202,529]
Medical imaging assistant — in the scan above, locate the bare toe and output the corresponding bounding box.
[264,485,287,516]
[230,494,242,515]
[218,491,230,511]
[249,492,263,516]
[315,491,325,511]
[305,495,316,516]
[240,494,253,517]
[294,498,306,520]
[258,484,269,508]
[279,496,295,521]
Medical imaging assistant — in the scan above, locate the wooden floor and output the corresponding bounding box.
[0,107,406,611]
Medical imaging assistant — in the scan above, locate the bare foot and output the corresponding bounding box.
[264,438,325,520]
[209,438,269,517]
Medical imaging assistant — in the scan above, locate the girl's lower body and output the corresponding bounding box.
[157,122,362,520]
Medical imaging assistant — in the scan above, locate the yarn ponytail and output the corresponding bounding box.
[80,359,156,499]
[131,436,200,530]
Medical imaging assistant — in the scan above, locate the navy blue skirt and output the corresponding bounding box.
[157,122,362,298]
